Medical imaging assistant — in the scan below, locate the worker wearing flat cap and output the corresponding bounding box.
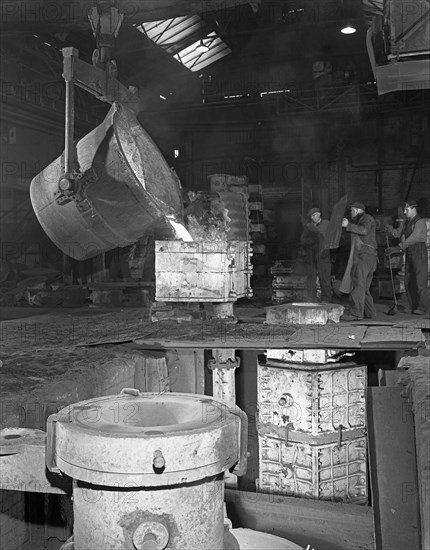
[340,201,378,321]
[385,199,430,315]
[300,207,332,302]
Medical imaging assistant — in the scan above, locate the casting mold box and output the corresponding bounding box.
[155,240,253,302]
[257,360,368,504]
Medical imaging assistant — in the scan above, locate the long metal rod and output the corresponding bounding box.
[63,48,76,175]
[388,50,430,60]
[64,78,75,174]
[385,233,398,309]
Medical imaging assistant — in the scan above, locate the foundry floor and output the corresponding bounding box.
[1,298,428,427]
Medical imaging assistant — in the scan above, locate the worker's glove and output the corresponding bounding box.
[385,246,402,256]
[384,224,394,233]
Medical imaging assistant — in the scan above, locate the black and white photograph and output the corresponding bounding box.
[0,1,429,549]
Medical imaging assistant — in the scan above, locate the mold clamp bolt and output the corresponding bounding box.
[133,521,169,550]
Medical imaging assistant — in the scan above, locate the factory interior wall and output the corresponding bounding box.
[165,109,430,212]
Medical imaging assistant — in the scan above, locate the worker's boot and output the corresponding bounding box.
[340,313,362,321]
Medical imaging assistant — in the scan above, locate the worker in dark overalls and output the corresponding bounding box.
[385,199,430,315]
[300,207,332,302]
[340,201,378,321]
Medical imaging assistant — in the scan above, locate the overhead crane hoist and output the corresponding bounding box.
[30,1,185,262]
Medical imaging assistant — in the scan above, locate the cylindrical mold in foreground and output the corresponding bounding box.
[47,391,248,550]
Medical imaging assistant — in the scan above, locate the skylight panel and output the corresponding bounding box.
[174,33,232,72]
[136,19,231,71]
[136,16,202,54]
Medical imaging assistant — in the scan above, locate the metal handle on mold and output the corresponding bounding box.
[337,424,344,450]
[231,406,248,477]
[120,387,140,396]
[46,414,60,473]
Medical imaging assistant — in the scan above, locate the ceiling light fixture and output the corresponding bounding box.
[195,39,209,53]
[340,0,357,35]
[341,24,357,34]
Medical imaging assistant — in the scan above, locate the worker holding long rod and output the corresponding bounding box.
[385,199,430,315]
